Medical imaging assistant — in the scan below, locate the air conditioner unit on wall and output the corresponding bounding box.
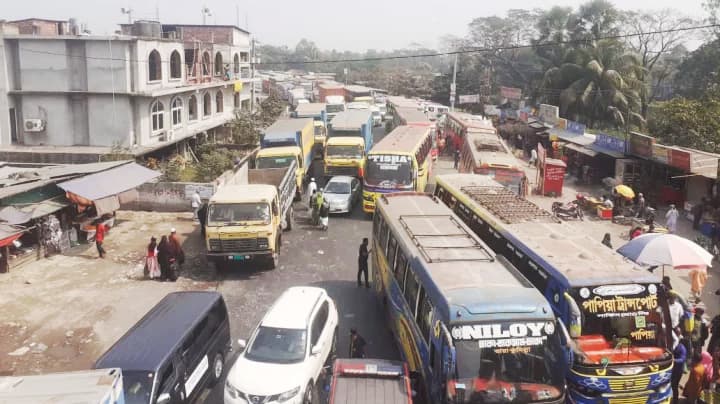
[24,118,45,132]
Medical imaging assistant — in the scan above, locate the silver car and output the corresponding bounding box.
[323,176,361,214]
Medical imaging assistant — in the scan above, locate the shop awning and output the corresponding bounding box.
[57,163,160,201]
[589,144,626,158]
[564,143,598,157]
[0,224,25,247]
[550,128,596,146]
[0,195,69,225]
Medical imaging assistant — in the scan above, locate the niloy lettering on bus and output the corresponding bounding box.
[451,321,555,343]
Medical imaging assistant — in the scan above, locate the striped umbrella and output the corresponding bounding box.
[617,233,713,268]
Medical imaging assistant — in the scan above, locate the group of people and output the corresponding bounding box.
[308,178,330,231]
[145,228,185,281]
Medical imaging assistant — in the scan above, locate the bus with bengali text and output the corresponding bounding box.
[373,192,567,404]
[362,125,433,213]
[459,129,526,195]
[434,174,673,404]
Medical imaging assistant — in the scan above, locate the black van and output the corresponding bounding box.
[94,291,231,404]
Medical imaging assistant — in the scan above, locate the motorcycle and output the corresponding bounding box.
[552,200,584,221]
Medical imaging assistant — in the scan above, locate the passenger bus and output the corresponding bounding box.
[373,192,567,404]
[444,112,492,154]
[392,107,431,131]
[434,174,674,404]
[362,125,433,213]
[460,130,526,194]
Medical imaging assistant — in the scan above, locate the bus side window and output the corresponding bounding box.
[395,251,408,290]
[373,212,382,237]
[417,289,433,343]
[387,235,398,270]
[404,270,420,317]
[379,218,390,253]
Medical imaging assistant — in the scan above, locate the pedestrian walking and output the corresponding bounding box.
[689,266,708,302]
[671,333,687,404]
[709,315,720,357]
[197,203,208,238]
[145,237,161,279]
[691,304,710,354]
[95,220,106,258]
[349,328,366,359]
[529,148,538,167]
[601,233,612,249]
[358,238,371,288]
[157,235,171,281]
[168,228,185,267]
[635,193,646,218]
[307,178,317,202]
[191,190,202,221]
[310,190,319,225]
[453,149,460,169]
[666,204,679,234]
[684,352,706,404]
[319,200,329,231]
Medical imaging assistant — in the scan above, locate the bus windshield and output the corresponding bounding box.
[256,155,296,169]
[452,321,565,403]
[365,155,413,188]
[327,145,363,159]
[571,284,671,366]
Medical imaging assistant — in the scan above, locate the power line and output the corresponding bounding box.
[257,23,718,66]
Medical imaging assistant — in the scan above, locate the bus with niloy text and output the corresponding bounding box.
[373,192,567,404]
[362,125,433,213]
[434,174,673,404]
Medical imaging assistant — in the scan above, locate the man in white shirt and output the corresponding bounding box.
[191,191,202,221]
[668,295,684,329]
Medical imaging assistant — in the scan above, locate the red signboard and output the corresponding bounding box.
[542,158,566,196]
[628,132,654,158]
[669,148,691,172]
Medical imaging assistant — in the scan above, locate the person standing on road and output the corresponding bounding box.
[157,235,171,281]
[683,352,706,404]
[191,190,202,221]
[671,333,687,404]
[197,203,208,238]
[529,148,538,167]
[307,178,317,202]
[635,193,646,218]
[453,149,460,169]
[358,238,371,288]
[310,190,319,225]
[145,237,160,279]
[349,328,366,358]
[666,204,679,234]
[168,228,185,267]
[319,200,330,231]
[95,220,106,258]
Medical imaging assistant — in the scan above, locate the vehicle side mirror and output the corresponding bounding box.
[157,393,171,404]
[311,344,323,356]
[237,339,247,351]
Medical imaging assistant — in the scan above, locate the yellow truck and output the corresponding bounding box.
[324,110,373,179]
[292,103,327,153]
[205,160,296,269]
[258,118,314,199]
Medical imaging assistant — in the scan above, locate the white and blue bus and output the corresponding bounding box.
[434,174,673,404]
[373,192,567,404]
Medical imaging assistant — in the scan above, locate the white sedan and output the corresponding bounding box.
[323,176,362,214]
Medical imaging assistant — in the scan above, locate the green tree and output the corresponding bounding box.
[649,90,720,152]
[541,39,645,128]
[674,39,720,98]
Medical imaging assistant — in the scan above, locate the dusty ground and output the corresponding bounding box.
[0,210,216,375]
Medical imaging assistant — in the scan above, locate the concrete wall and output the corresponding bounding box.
[133,40,186,93]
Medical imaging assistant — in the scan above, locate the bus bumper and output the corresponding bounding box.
[568,385,672,404]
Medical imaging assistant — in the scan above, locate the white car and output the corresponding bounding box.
[224,287,339,404]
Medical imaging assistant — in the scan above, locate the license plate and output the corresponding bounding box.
[228,255,249,261]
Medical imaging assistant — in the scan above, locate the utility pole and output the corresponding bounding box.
[120,7,133,24]
[201,6,212,25]
[450,54,457,111]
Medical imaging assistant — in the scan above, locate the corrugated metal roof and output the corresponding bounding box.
[58,163,160,201]
[0,195,69,224]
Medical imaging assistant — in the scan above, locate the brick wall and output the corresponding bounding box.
[11,20,63,36]
[180,26,232,45]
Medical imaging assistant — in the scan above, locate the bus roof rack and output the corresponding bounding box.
[398,214,494,263]
[460,185,560,225]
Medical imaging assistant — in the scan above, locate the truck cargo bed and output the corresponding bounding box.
[332,377,409,404]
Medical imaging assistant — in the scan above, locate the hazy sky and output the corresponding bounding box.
[4,0,708,51]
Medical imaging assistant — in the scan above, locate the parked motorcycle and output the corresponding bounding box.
[552,200,584,221]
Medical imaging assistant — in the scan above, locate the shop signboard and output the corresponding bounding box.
[594,134,626,154]
[651,143,670,165]
[538,104,559,125]
[628,132,654,159]
[500,86,522,100]
[669,148,691,172]
[459,94,481,104]
[484,104,500,116]
[566,120,586,134]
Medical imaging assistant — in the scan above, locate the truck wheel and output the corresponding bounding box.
[286,206,294,231]
[269,240,280,269]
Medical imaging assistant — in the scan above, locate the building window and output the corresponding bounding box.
[216,91,224,113]
[188,95,198,121]
[234,92,240,109]
[203,92,211,116]
[214,52,223,76]
[171,97,183,126]
[202,52,211,76]
[170,50,182,79]
[240,52,249,62]
[151,100,164,132]
[233,53,240,74]
[148,50,162,81]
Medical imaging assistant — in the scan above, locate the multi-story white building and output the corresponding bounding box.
[0,19,254,163]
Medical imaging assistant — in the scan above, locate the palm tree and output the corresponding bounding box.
[541,39,646,128]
